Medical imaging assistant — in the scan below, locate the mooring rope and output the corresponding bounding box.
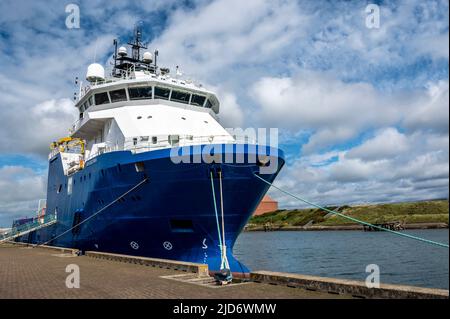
[254,174,449,249]
[37,177,149,247]
[218,170,230,270]
[210,171,230,271]
[210,171,223,248]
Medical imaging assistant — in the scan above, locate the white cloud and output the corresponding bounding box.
[250,72,405,151]
[404,81,449,133]
[0,166,46,227]
[250,72,448,153]
[270,128,448,208]
[346,128,410,161]
[151,0,307,78]
[0,97,78,156]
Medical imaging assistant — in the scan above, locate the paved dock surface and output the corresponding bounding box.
[0,244,350,299]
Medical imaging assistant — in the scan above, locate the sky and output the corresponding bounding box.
[0,0,448,227]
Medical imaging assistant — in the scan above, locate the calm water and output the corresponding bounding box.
[234,229,449,289]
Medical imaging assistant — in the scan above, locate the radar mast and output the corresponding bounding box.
[112,24,160,77]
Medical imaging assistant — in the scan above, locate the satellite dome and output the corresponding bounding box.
[86,63,105,82]
[118,46,127,57]
[143,51,153,63]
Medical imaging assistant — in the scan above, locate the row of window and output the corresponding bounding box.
[80,86,213,112]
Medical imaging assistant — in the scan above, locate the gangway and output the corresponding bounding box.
[0,215,57,243]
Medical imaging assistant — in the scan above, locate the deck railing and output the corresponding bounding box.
[0,214,57,241]
[85,134,257,160]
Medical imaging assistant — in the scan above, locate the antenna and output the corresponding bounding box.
[111,24,161,77]
[154,49,159,71]
[128,23,147,61]
[113,39,118,70]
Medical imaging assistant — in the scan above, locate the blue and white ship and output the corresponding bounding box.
[10,27,284,275]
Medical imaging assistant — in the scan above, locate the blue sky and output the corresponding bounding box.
[0,0,448,226]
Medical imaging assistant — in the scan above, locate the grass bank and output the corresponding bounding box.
[247,199,449,229]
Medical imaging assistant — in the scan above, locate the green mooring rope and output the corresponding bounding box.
[254,174,449,249]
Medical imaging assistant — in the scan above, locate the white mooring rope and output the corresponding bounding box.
[209,171,231,272]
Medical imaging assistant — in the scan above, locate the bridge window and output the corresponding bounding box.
[94,92,110,105]
[190,94,206,107]
[154,87,170,100]
[129,86,153,100]
[109,89,127,103]
[205,99,213,109]
[170,90,190,104]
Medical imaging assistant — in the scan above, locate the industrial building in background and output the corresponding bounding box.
[253,195,278,216]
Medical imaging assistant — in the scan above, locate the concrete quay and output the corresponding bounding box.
[0,242,447,299]
[251,271,448,299]
[0,243,347,299]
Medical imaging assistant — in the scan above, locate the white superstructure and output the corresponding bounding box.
[53,26,241,171]
[72,71,234,161]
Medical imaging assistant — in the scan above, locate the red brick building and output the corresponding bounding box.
[253,195,278,216]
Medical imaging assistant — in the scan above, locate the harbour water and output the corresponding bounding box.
[234,229,449,289]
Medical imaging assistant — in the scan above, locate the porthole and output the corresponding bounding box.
[137,116,142,119]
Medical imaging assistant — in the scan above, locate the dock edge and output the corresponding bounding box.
[85,251,209,277]
[250,270,449,299]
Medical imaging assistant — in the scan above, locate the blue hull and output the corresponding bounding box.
[17,144,284,274]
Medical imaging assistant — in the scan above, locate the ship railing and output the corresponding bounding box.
[85,134,258,160]
[123,134,258,154]
[69,117,83,134]
[48,146,84,160]
[79,67,135,99]
[80,65,200,94]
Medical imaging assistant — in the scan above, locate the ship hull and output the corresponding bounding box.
[16,144,284,274]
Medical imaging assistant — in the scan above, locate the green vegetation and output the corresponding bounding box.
[248,200,449,227]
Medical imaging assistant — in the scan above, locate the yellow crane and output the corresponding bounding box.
[50,137,86,169]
